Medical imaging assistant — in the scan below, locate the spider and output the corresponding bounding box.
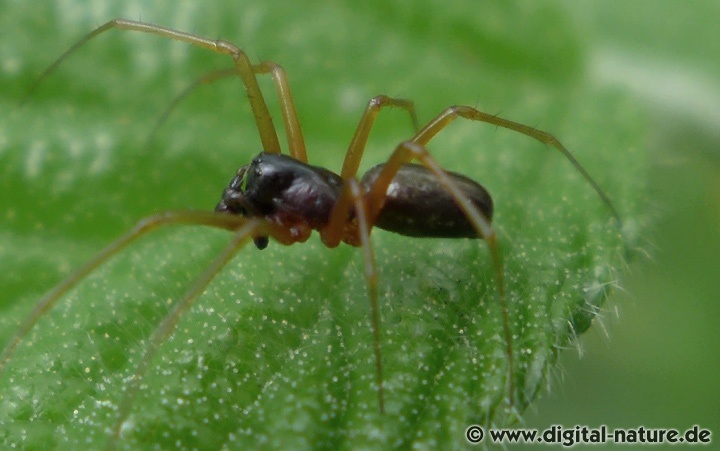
[1,19,620,443]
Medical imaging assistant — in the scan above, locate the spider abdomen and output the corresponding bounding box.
[360,163,493,239]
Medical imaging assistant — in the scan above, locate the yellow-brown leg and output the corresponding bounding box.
[412,105,620,222]
[321,179,384,412]
[108,217,295,446]
[362,140,514,407]
[25,19,295,156]
[340,95,419,179]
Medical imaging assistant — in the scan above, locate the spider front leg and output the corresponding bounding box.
[24,19,308,160]
[147,62,307,160]
[0,209,297,448]
[108,217,296,446]
[147,68,237,147]
[0,212,291,376]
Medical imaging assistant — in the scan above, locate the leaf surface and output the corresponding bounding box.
[0,1,647,448]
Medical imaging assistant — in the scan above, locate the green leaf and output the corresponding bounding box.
[0,1,647,448]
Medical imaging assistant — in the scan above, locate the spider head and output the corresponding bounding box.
[215,164,269,250]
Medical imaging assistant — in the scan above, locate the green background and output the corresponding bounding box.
[521,1,720,447]
[0,0,717,449]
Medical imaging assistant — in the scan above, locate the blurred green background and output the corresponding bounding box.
[1,0,718,448]
[522,1,720,445]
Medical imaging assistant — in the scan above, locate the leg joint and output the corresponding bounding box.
[214,39,244,58]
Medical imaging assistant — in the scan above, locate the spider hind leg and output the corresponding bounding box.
[360,140,515,407]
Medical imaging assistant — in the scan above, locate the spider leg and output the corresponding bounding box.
[145,61,307,161]
[23,18,301,156]
[253,61,307,161]
[412,105,621,223]
[108,217,294,446]
[146,68,238,147]
[341,95,419,179]
[364,140,515,407]
[0,211,287,376]
[321,178,384,412]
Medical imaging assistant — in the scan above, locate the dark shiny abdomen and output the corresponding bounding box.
[360,163,493,238]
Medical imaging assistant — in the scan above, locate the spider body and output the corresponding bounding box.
[360,162,493,238]
[216,152,344,249]
[216,152,494,250]
[1,19,621,445]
